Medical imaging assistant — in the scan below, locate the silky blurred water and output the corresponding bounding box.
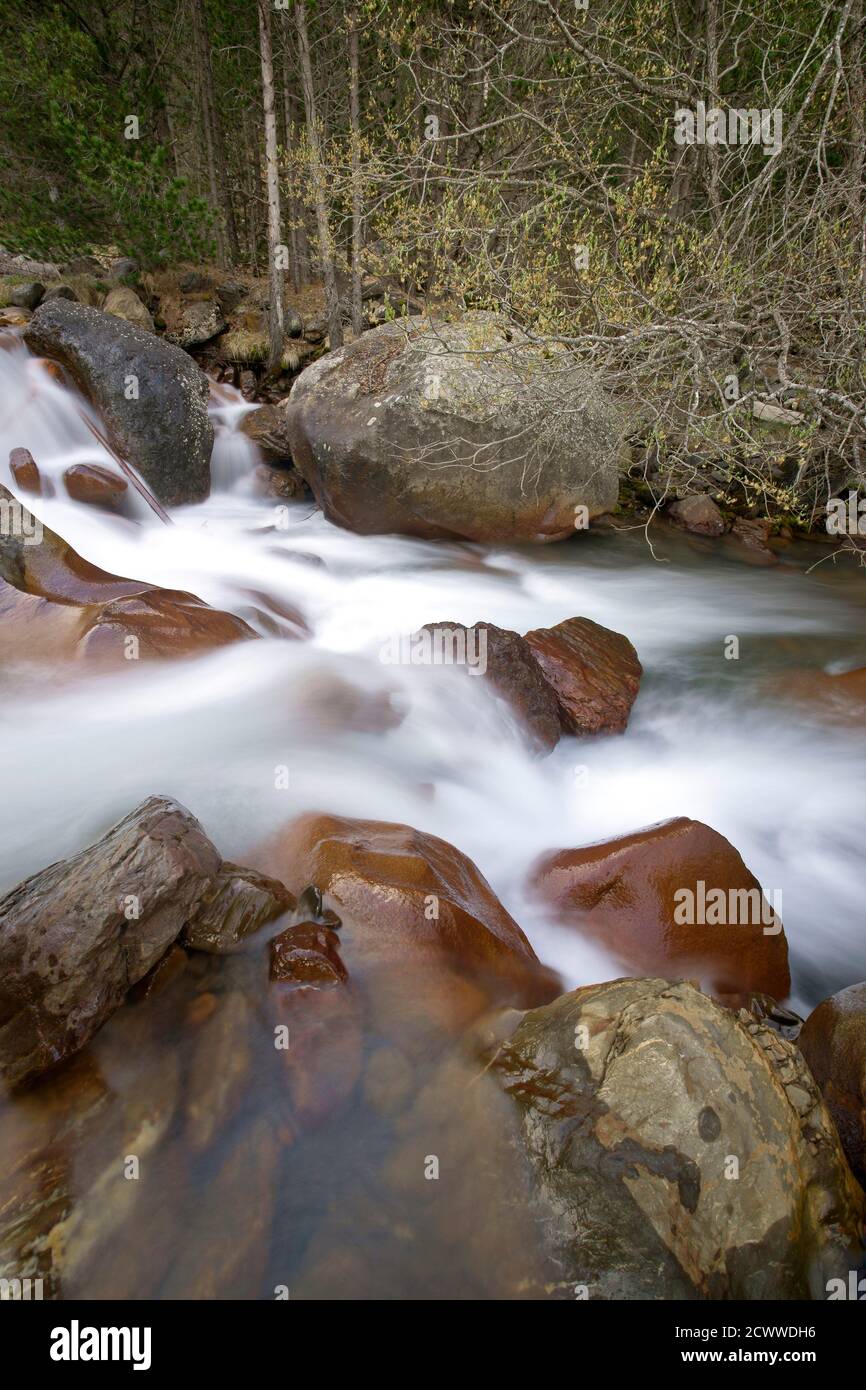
[1,332,865,1016]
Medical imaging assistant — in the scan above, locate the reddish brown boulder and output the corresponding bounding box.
[0,484,256,661]
[530,816,790,1002]
[420,621,561,752]
[254,812,556,1013]
[798,983,866,1185]
[667,494,725,536]
[523,616,642,735]
[63,463,128,509]
[9,447,42,496]
[78,588,256,662]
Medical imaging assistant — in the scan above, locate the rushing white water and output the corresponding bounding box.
[1,332,864,1012]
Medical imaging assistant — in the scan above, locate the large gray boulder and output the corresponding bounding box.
[284,312,623,542]
[24,300,213,506]
[486,978,866,1299]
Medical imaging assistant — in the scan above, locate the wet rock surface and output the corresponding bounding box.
[181,863,293,955]
[24,301,213,506]
[255,811,556,1011]
[486,978,866,1298]
[799,982,866,1186]
[0,796,291,1088]
[421,620,562,752]
[524,616,643,735]
[531,816,790,1002]
[0,796,221,1088]
[0,485,256,660]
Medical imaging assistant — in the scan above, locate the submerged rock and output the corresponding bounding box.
[530,816,790,1003]
[487,978,866,1298]
[270,921,348,988]
[24,301,213,506]
[524,615,642,735]
[284,312,623,542]
[799,982,866,1186]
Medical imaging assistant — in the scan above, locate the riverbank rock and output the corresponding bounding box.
[667,494,726,536]
[420,620,561,753]
[254,812,558,1026]
[167,300,227,350]
[284,312,622,542]
[0,796,292,1088]
[102,285,154,333]
[24,301,213,506]
[799,983,866,1186]
[485,978,865,1298]
[8,283,45,311]
[239,402,294,464]
[524,616,642,735]
[530,816,790,1003]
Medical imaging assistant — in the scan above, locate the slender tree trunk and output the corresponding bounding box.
[704,0,722,224]
[281,35,303,292]
[191,0,239,264]
[258,0,285,369]
[191,0,223,259]
[295,1,342,348]
[348,9,364,334]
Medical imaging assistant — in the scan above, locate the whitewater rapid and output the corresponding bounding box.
[1,333,865,1012]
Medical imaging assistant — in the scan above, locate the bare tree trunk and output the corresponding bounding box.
[295,1,342,348]
[348,9,364,334]
[241,109,259,270]
[191,0,238,264]
[258,0,285,369]
[704,0,722,224]
[281,34,303,292]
